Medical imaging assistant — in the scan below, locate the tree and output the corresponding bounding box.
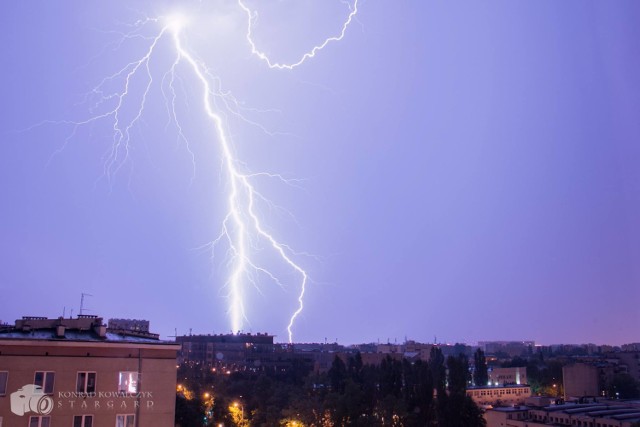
[447,354,469,397]
[410,360,434,425]
[441,355,485,427]
[348,351,364,383]
[328,355,347,393]
[473,349,488,386]
[608,373,640,399]
[430,346,446,398]
[380,356,403,398]
[175,394,205,427]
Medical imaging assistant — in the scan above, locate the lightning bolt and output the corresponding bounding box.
[239,0,359,70]
[49,1,358,343]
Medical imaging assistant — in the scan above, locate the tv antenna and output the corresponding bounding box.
[80,293,93,315]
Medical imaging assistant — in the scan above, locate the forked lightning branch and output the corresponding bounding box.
[52,0,358,342]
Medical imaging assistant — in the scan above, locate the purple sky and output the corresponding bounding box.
[1,1,639,345]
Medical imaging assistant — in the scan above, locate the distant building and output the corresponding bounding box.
[479,341,535,358]
[467,384,531,406]
[0,315,179,427]
[563,363,602,399]
[176,332,274,365]
[404,341,435,361]
[375,341,470,362]
[621,343,640,352]
[176,333,301,369]
[488,366,527,386]
[108,318,151,334]
[607,351,640,383]
[376,343,404,355]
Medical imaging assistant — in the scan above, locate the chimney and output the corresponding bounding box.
[56,325,66,338]
[94,324,107,338]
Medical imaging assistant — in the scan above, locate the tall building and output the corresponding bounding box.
[0,315,179,427]
[563,362,604,399]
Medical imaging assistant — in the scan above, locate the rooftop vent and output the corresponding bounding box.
[56,325,66,338]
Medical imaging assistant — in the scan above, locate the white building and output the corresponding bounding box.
[467,384,532,406]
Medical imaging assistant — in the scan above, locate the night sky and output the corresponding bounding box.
[1,1,639,345]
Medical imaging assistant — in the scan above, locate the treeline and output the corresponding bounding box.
[176,347,486,426]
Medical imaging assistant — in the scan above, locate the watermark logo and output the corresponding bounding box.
[10,384,54,416]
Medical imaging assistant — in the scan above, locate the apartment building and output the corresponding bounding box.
[0,315,179,427]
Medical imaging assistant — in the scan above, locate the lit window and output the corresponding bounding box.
[77,372,97,393]
[33,372,55,394]
[0,372,7,395]
[116,414,135,427]
[118,372,139,393]
[29,416,51,427]
[73,415,93,427]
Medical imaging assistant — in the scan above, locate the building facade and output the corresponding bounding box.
[467,384,532,406]
[488,366,528,386]
[176,333,276,368]
[0,315,179,427]
[107,319,151,334]
[563,362,601,399]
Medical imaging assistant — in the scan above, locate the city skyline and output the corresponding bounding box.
[1,1,639,346]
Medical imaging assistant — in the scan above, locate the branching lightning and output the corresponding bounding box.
[51,1,358,342]
[239,0,359,70]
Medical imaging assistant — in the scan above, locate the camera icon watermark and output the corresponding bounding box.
[10,384,54,416]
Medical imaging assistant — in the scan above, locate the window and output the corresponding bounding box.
[116,414,135,427]
[28,416,51,427]
[73,415,93,427]
[76,372,97,393]
[0,371,7,395]
[33,372,55,394]
[118,372,139,393]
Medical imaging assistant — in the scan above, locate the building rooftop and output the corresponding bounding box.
[489,401,640,426]
[490,406,529,413]
[176,333,274,344]
[0,315,172,345]
[467,384,531,390]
